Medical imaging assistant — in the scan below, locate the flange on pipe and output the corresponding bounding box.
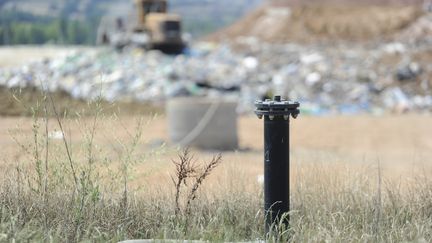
[255,95,299,120]
[255,95,300,233]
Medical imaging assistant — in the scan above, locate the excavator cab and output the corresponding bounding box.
[140,0,167,14]
[98,0,185,54]
[135,0,168,27]
[134,0,185,53]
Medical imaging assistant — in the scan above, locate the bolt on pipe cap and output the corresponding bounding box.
[254,96,300,120]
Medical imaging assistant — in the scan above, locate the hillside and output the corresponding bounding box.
[0,0,262,39]
[208,1,428,43]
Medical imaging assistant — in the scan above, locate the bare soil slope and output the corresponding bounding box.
[208,3,423,43]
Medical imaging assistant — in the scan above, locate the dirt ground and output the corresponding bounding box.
[1,114,432,188]
[0,46,94,68]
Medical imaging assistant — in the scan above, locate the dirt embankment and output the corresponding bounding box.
[208,3,424,43]
[0,86,161,117]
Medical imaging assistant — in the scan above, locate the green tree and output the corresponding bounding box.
[30,25,46,44]
[57,18,68,44]
[0,9,99,45]
[44,22,61,44]
[0,26,3,45]
[11,24,32,44]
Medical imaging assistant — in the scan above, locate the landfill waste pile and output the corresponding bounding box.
[398,12,432,44]
[0,39,432,116]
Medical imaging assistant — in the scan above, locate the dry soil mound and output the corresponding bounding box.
[208,3,423,43]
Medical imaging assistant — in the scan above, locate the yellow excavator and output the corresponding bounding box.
[97,0,186,54]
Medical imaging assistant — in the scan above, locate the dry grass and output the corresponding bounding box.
[1,95,432,242]
[2,133,432,242]
[0,86,161,117]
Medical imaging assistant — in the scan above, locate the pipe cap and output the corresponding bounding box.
[255,96,300,119]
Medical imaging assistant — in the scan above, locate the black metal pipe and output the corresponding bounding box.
[264,115,290,229]
[255,95,299,233]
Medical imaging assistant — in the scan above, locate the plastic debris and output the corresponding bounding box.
[1,40,432,115]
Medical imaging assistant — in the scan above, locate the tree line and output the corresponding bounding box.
[0,10,99,45]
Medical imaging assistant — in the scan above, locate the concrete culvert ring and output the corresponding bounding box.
[166,97,238,150]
